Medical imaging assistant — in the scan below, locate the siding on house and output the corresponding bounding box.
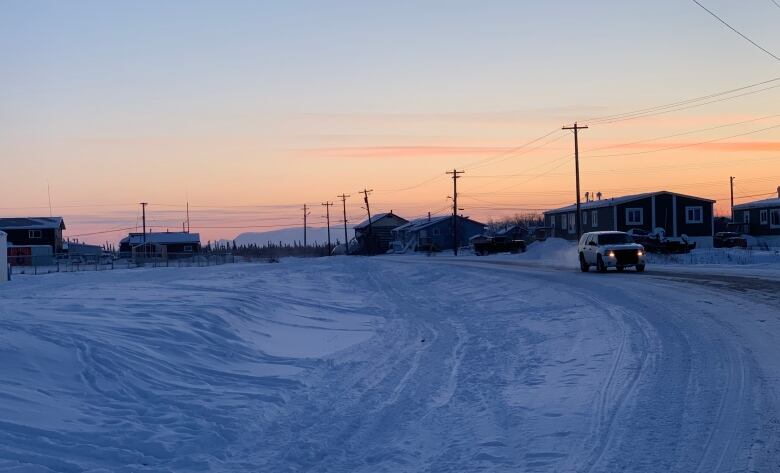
[543,191,714,242]
[0,217,65,253]
[354,212,409,254]
[392,215,485,251]
[733,196,780,236]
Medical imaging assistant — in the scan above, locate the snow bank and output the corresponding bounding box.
[0,261,382,471]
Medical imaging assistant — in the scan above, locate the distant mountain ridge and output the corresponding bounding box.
[221,227,353,247]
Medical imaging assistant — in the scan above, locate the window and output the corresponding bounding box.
[685,206,703,224]
[760,209,768,225]
[568,213,575,234]
[582,211,588,225]
[771,209,780,229]
[743,212,750,224]
[592,210,598,227]
[183,245,193,252]
[561,215,566,228]
[550,215,555,227]
[626,208,643,225]
[28,230,42,239]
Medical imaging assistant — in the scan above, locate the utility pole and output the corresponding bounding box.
[338,193,350,253]
[562,123,588,240]
[186,201,190,233]
[140,202,148,243]
[730,176,735,221]
[322,201,333,255]
[302,204,311,247]
[446,169,465,255]
[359,189,373,254]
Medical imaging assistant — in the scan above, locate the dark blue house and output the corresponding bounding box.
[543,191,715,247]
[391,215,485,252]
[732,189,780,237]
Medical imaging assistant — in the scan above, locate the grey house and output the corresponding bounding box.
[732,188,780,236]
[391,215,485,252]
[543,191,715,246]
[353,212,408,254]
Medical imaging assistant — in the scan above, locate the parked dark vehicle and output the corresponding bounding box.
[473,236,526,256]
[713,232,748,248]
[627,228,696,254]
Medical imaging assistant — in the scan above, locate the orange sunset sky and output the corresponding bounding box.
[1,1,779,244]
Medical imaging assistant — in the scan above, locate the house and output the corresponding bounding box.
[732,187,780,237]
[543,191,715,247]
[353,212,409,254]
[391,215,486,252]
[119,232,201,258]
[0,217,65,254]
[0,231,7,282]
[63,241,104,261]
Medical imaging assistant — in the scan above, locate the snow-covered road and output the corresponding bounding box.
[1,257,779,472]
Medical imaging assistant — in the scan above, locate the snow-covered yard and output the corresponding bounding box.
[1,255,779,472]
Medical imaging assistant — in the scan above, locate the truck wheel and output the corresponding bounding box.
[636,264,646,272]
[579,254,590,272]
[596,255,607,273]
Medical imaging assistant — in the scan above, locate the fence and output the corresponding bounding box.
[9,253,267,276]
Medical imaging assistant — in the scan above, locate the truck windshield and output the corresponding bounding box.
[598,234,634,245]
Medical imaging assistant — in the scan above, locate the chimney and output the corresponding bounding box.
[585,191,590,203]
[597,192,602,201]
[777,186,780,198]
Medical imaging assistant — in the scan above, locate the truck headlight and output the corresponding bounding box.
[608,251,615,258]
[637,250,644,257]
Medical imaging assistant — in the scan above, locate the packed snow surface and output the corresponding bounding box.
[1,255,780,472]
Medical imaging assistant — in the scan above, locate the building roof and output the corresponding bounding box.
[121,232,201,245]
[392,215,485,233]
[0,217,65,230]
[353,212,408,230]
[733,197,780,210]
[544,191,716,214]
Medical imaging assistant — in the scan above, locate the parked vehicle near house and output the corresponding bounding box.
[713,232,748,249]
[627,228,696,254]
[472,235,526,256]
[578,231,646,273]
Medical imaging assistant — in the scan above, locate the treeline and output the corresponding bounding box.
[204,240,335,258]
[484,212,544,234]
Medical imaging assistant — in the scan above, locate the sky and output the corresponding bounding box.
[1,0,779,244]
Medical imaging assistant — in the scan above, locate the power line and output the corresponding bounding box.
[584,122,780,158]
[585,77,780,124]
[690,0,780,62]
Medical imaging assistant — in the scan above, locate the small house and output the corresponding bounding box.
[732,187,780,237]
[543,191,715,247]
[353,212,409,254]
[119,232,201,258]
[0,217,65,254]
[391,215,486,252]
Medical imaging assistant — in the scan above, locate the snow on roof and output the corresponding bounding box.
[353,212,407,229]
[392,215,485,233]
[544,191,715,214]
[733,197,780,210]
[121,232,201,245]
[0,217,65,230]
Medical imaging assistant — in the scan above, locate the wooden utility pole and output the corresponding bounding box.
[322,201,333,255]
[140,202,148,243]
[446,169,465,255]
[730,176,735,221]
[562,123,588,240]
[302,204,311,247]
[338,193,350,253]
[359,189,373,233]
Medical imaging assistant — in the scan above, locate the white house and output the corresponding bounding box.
[0,231,8,283]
